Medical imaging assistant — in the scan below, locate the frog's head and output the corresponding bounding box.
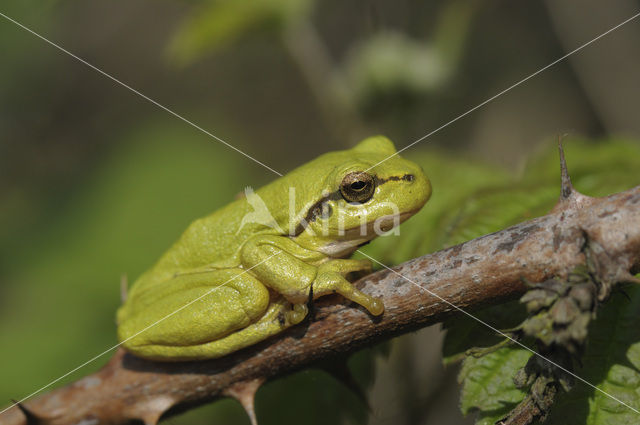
[291,136,431,257]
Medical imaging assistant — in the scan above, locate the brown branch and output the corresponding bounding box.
[2,184,640,425]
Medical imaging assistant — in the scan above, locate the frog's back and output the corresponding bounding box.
[154,198,277,273]
[119,191,282,323]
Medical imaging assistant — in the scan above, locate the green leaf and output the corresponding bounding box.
[459,347,531,418]
[438,139,640,248]
[442,300,527,365]
[545,287,640,425]
[441,183,558,246]
[167,0,311,66]
[441,138,640,424]
[455,286,640,425]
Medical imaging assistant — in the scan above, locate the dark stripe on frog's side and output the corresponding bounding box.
[291,190,342,236]
[374,173,415,185]
[291,173,415,236]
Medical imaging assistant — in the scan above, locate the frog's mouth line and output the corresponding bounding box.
[338,209,417,237]
[316,209,419,257]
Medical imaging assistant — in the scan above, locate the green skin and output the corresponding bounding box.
[117,136,431,361]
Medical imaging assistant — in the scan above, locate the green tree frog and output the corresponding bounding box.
[117,136,431,361]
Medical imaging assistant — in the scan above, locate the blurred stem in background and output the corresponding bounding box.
[281,18,367,141]
[545,0,640,136]
[168,0,479,143]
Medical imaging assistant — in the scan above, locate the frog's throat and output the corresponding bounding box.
[317,238,367,257]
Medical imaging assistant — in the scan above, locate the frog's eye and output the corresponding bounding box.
[340,171,376,203]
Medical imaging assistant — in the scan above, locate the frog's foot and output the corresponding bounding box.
[314,271,384,316]
[285,303,309,325]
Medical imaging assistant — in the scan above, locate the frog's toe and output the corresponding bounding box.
[286,303,309,324]
[365,297,385,316]
[358,259,373,273]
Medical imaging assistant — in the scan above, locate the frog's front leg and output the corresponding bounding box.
[313,259,384,315]
[241,235,320,320]
[241,236,383,317]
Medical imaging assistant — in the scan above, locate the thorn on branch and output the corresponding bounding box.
[124,395,176,425]
[11,400,49,425]
[557,136,574,200]
[222,378,265,425]
[552,136,596,213]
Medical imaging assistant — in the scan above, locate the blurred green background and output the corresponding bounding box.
[2,1,640,424]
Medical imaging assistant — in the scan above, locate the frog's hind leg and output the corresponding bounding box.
[119,268,275,360]
[186,296,303,359]
[131,296,301,361]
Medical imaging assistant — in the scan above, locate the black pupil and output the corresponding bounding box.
[351,181,366,191]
